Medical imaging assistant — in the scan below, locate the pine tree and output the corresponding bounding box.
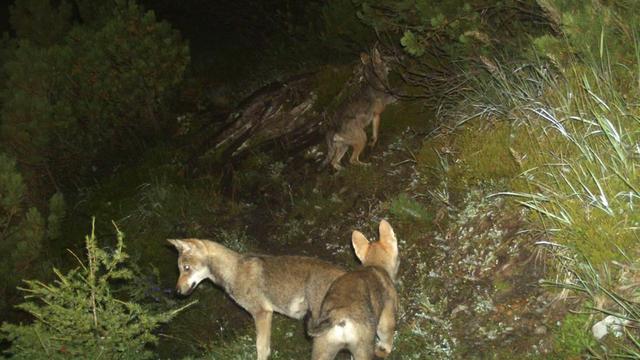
[0,153,65,310]
[9,0,73,46]
[1,0,190,188]
[1,219,194,359]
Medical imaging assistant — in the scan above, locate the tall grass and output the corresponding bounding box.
[465,37,640,262]
[460,32,640,355]
[539,244,640,358]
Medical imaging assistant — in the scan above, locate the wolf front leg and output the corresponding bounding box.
[254,310,273,360]
[331,143,349,170]
[369,112,381,147]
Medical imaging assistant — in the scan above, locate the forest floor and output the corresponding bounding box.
[58,96,587,358]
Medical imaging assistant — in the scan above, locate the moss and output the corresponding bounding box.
[380,99,432,138]
[552,201,639,264]
[417,120,518,185]
[414,117,640,266]
[415,133,453,185]
[195,315,311,359]
[388,193,431,222]
[338,162,387,195]
[493,279,512,295]
[454,120,519,184]
[551,312,596,359]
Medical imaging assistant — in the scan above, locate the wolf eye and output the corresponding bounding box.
[183,265,190,271]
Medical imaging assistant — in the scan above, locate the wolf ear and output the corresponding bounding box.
[360,52,370,64]
[168,239,190,254]
[372,47,382,63]
[379,220,397,252]
[352,230,370,263]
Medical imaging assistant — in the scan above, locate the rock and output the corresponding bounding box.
[451,304,468,317]
[534,325,547,335]
[591,315,628,340]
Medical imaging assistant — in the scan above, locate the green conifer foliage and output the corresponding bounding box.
[9,0,73,46]
[46,192,65,241]
[355,0,544,58]
[352,1,550,107]
[1,0,190,186]
[1,219,193,359]
[0,153,65,309]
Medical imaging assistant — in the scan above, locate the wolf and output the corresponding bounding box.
[323,47,396,170]
[308,220,399,360]
[168,239,345,360]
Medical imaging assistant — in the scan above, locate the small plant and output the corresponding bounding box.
[206,334,256,360]
[198,318,308,360]
[214,228,250,253]
[552,312,597,358]
[542,243,640,358]
[388,193,432,224]
[0,218,194,359]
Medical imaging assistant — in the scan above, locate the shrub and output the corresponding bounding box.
[388,193,432,224]
[1,0,190,188]
[0,153,65,309]
[9,0,72,46]
[0,219,194,359]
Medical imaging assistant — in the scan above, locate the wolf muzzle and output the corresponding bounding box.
[176,281,197,296]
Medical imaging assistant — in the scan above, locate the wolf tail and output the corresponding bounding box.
[307,310,346,337]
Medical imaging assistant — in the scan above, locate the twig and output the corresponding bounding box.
[391,159,416,167]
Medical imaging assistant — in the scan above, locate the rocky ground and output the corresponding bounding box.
[66,93,582,358]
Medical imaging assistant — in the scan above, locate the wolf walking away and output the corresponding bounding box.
[168,239,345,360]
[323,47,396,170]
[308,220,399,360]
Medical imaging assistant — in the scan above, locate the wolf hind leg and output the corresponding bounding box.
[349,328,375,360]
[322,131,337,167]
[375,302,396,358]
[311,333,342,360]
[352,347,374,360]
[348,128,369,166]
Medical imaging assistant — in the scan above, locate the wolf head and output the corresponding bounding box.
[352,220,399,281]
[168,239,212,296]
[360,47,390,90]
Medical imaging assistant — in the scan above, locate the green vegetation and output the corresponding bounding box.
[0,153,65,310]
[363,0,640,356]
[2,0,189,188]
[552,312,596,358]
[3,0,640,358]
[0,219,194,359]
[388,193,431,224]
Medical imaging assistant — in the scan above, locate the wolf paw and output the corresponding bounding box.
[351,160,370,166]
[375,346,390,358]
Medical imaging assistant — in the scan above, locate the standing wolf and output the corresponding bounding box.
[308,220,399,360]
[168,239,345,360]
[323,47,396,170]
